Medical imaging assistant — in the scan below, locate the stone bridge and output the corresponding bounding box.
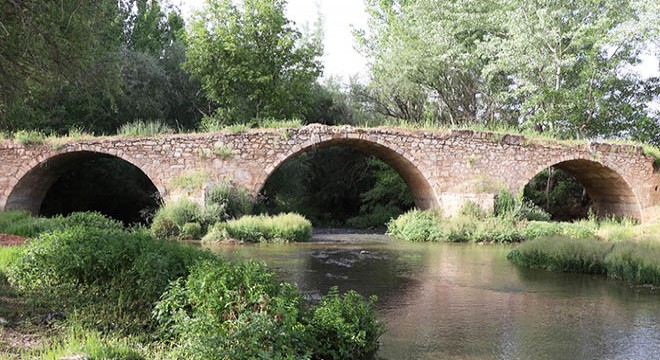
[0,125,658,222]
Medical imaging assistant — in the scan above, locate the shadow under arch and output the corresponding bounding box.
[6,150,162,223]
[257,137,438,210]
[522,158,642,220]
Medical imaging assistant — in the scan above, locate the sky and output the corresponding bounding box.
[175,0,369,82]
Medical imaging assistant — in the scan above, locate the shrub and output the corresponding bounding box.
[308,287,384,359]
[204,182,254,220]
[154,261,384,359]
[150,199,203,239]
[181,222,203,240]
[8,216,211,319]
[219,213,312,243]
[386,209,445,242]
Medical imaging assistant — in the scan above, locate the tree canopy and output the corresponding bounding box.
[184,0,323,124]
[357,0,660,144]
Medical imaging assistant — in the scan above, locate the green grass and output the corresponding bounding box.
[117,120,174,136]
[204,213,312,243]
[0,246,22,274]
[508,236,660,286]
[642,144,660,166]
[13,130,46,145]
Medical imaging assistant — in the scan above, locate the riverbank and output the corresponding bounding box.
[0,211,383,359]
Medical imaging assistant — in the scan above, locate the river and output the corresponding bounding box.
[206,233,660,360]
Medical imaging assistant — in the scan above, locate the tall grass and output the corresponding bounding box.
[204,213,312,243]
[117,120,174,136]
[508,237,660,286]
[13,130,46,145]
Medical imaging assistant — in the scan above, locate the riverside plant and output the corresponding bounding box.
[508,236,660,286]
[203,213,312,243]
[2,211,384,359]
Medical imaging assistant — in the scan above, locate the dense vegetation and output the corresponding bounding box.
[0,211,383,358]
[508,235,660,286]
[260,146,414,228]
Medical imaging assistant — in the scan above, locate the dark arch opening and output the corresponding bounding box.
[6,151,161,224]
[258,139,433,228]
[523,159,641,221]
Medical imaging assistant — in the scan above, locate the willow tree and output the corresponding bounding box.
[184,0,323,124]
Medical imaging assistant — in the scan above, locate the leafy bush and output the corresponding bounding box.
[205,182,254,220]
[308,287,384,359]
[8,214,211,318]
[154,261,384,359]
[386,209,445,242]
[216,213,312,243]
[150,199,203,239]
[181,222,203,239]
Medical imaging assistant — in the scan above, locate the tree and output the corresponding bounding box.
[119,1,207,130]
[358,0,660,142]
[184,0,323,123]
[0,0,126,134]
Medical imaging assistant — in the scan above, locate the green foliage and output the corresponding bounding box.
[523,168,589,221]
[509,237,660,286]
[386,209,446,242]
[117,120,174,136]
[357,0,660,143]
[507,237,610,274]
[8,213,212,322]
[184,0,323,122]
[205,182,254,220]
[154,260,384,359]
[605,240,660,285]
[181,222,203,240]
[0,1,125,134]
[151,199,203,239]
[0,246,23,274]
[216,213,313,243]
[13,130,46,145]
[0,210,123,238]
[260,147,413,228]
[308,287,384,359]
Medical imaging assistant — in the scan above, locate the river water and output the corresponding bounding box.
[207,233,660,360]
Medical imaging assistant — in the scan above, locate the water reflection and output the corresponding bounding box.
[205,234,660,359]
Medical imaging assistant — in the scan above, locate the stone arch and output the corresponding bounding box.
[520,157,642,220]
[5,150,162,217]
[255,136,438,210]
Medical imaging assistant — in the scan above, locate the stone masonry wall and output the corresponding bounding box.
[0,125,658,222]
